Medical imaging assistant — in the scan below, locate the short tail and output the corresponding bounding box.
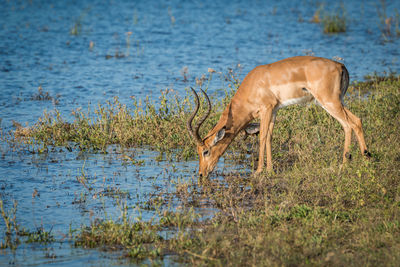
[340,65,349,104]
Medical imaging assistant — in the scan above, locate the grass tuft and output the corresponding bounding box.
[312,4,347,33]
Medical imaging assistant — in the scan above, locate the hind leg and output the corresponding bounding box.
[341,123,353,162]
[342,107,370,157]
[318,100,369,162]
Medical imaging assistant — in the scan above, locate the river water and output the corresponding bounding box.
[0,0,399,265]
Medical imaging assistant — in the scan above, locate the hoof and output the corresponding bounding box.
[364,150,371,158]
[345,152,352,160]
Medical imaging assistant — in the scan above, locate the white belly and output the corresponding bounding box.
[276,94,314,110]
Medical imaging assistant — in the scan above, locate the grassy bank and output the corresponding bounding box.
[6,74,400,265]
[11,71,239,159]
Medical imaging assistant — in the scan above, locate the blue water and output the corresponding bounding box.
[1,0,400,265]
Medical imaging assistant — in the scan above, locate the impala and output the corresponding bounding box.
[187,56,370,178]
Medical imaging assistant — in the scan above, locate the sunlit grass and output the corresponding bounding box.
[11,69,240,159]
[77,74,400,265]
[4,72,400,265]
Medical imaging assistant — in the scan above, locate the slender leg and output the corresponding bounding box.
[266,114,276,170]
[256,108,273,173]
[318,100,369,162]
[341,124,352,163]
[343,107,369,156]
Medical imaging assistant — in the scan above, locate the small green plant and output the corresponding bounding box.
[311,4,347,33]
[70,8,90,36]
[321,6,347,33]
[0,199,20,249]
[70,20,82,36]
[20,226,55,244]
[75,218,163,258]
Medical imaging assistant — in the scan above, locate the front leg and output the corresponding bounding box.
[256,108,274,174]
[265,114,276,171]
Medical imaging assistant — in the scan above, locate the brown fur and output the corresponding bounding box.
[190,56,369,177]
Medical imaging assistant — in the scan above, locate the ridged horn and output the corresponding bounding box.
[187,87,212,145]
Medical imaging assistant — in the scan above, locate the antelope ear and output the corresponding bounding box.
[212,127,226,146]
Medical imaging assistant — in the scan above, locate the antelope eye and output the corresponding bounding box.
[203,150,210,157]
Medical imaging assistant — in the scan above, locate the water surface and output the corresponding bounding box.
[0,0,399,265]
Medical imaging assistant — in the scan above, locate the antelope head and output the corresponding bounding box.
[187,88,226,178]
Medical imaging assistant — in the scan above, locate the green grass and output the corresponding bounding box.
[12,70,239,159]
[0,199,55,249]
[312,4,347,33]
[322,13,347,33]
[6,73,400,265]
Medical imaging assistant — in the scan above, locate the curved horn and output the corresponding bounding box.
[194,89,212,136]
[187,87,203,145]
[187,88,212,145]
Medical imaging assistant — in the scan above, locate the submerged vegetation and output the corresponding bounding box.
[3,73,400,265]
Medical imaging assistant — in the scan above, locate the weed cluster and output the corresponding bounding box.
[0,199,54,249]
[312,4,347,33]
[0,200,19,249]
[31,85,60,105]
[377,0,400,41]
[74,207,199,263]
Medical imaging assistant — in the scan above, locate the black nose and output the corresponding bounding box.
[199,173,203,178]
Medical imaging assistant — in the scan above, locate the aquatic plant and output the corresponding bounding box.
[31,85,60,105]
[70,8,90,36]
[20,227,55,244]
[321,14,347,33]
[312,4,347,33]
[321,6,347,33]
[377,0,400,41]
[0,199,56,249]
[0,200,20,249]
